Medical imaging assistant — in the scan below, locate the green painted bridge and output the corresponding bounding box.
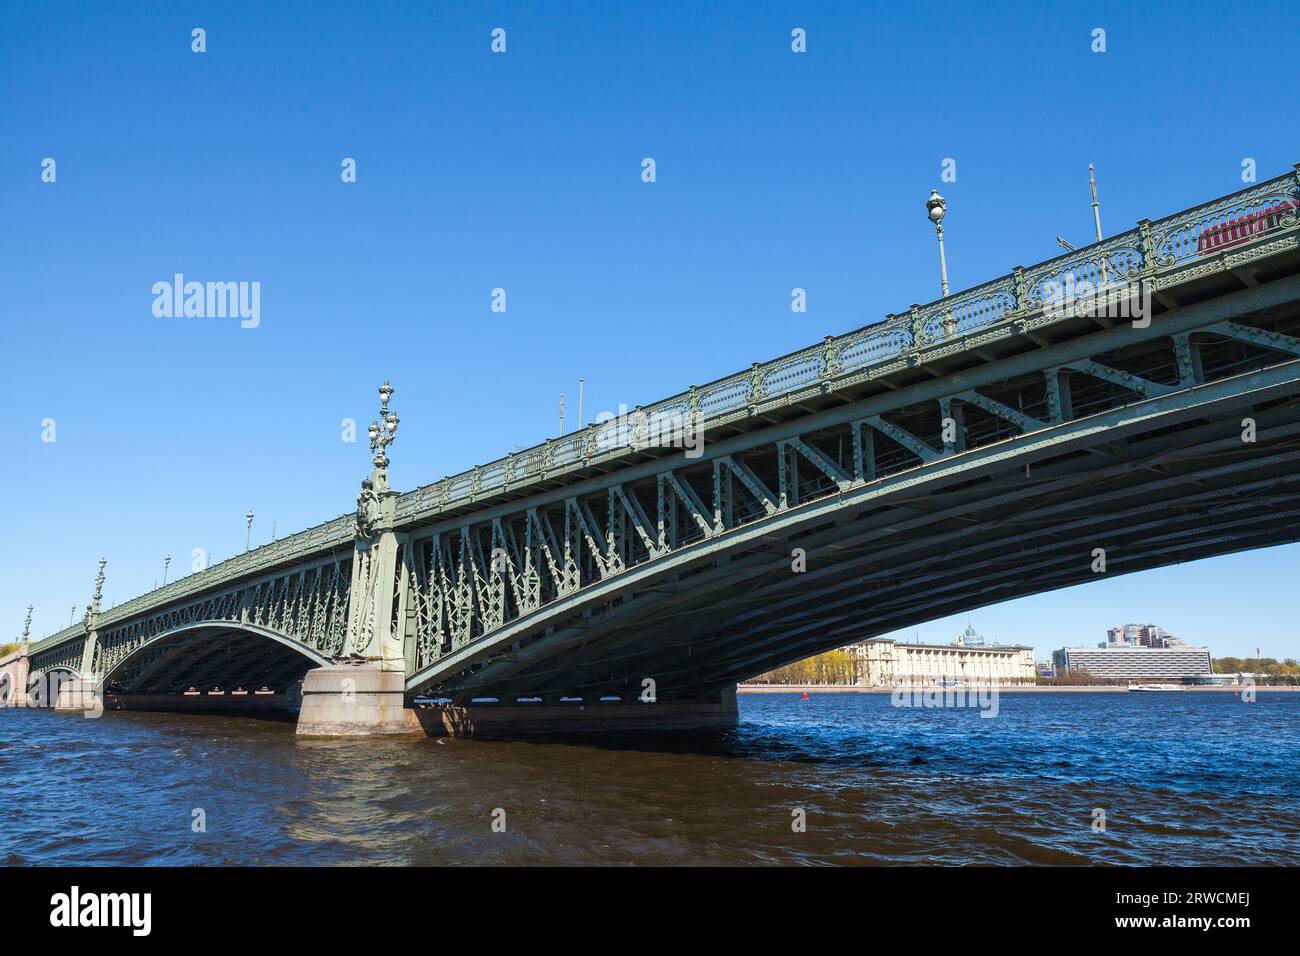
[21,164,1300,735]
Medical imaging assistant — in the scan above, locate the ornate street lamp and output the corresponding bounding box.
[355,381,400,540]
[21,605,32,645]
[163,554,172,586]
[92,559,106,614]
[369,380,399,474]
[245,511,255,552]
[926,189,950,298]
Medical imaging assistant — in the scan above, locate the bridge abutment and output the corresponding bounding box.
[0,647,30,709]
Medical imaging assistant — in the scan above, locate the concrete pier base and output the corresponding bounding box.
[53,678,102,713]
[295,664,419,737]
[411,685,739,738]
[295,665,739,738]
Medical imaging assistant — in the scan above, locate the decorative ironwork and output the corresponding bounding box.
[91,558,106,615]
[399,313,1300,682]
[73,554,355,681]
[1152,176,1300,268]
[356,381,400,541]
[369,380,399,471]
[1021,231,1146,312]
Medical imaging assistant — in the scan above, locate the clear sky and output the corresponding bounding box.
[2,1,1297,660]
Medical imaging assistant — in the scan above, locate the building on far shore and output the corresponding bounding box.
[1105,623,1186,648]
[1052,644,1213,680]
[1102,624,1185,647]
[848,626,1036,687]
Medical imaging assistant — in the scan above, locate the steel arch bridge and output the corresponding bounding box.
[23,165,1300,733]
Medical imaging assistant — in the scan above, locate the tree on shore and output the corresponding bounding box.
[1214,657,1300,676]
[1035,669,1122,686]
[749,648,857,685]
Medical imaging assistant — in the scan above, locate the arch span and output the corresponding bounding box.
[99,621,334,696]
[405,359,1300,703]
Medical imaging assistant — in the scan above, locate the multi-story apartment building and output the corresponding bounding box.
[1105,623,1186,648]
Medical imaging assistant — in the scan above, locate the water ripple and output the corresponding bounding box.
[1,691,1297,865]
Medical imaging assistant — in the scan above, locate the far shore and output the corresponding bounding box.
[738,683,1299,694]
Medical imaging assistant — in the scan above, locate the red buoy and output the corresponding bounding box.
[801,691,809,700]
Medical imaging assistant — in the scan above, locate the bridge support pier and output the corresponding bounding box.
[295,664,419,737]
[295,670,739,738]
[53,678,102,714]
[410,685,739,738]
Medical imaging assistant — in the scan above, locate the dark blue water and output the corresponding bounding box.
[2,691,1296,865]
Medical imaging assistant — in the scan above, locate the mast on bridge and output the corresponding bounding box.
[345,381,405,668]
[298,380,417,735]
[78,558,106,676]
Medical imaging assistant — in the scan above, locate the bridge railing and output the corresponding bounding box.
[1153,177,1299,266]
[394,165,1300,523]
[1019,230,1147,313]
[28,625,83,657]
[28,514,356,656]
[31,167,1300,656]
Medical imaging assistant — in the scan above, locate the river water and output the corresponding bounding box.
[2,691,1296,865]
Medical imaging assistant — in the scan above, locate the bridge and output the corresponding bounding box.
[9,165,1300,736]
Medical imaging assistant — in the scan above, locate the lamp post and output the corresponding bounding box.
[925,187,956,335]
[354,381,400,544]
[163,554,171,586]
[92,558,106,614]
[245,511,254,552]
[22,606,32,645]
[368,381,399,477]
[926,189,950,298]
[70,605,76,626]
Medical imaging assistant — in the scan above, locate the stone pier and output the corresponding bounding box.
[53,678,102,713]
[295,668,738,738]
[296,665,420,736]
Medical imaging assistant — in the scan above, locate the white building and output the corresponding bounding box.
[1053,645,1213,680]
[848,627,1036,687]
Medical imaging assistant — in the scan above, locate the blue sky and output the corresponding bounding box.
[2,1,1297,659]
